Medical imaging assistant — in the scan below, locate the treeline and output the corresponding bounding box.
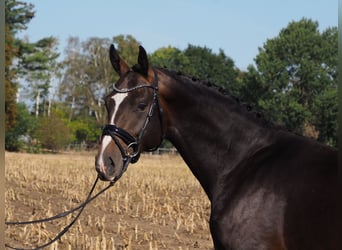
[5,0,338,152]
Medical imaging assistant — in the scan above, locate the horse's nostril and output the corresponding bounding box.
[97,171,106,181]
[109,157,115,167]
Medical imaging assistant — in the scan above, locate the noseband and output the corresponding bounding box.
[101,69,163,178]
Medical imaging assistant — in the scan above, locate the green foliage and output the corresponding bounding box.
[150,44,238,94]
[5,103,37,151]
[34,111,73,151]
[183,45,237,90]
[59,37,113,124]
[312,86,337,146]
[241,18,337,146]
[17,36,60,116]
[5,0,34,33]
[68,118,100,144]
[150,46,189,72]
[5,0,35,130]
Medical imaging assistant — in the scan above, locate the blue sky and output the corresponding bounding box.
[19,0,337,70]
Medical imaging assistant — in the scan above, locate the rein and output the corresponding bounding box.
[5,174,121,250]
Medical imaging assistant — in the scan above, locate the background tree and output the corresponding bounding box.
[150,46,188,71]
[68,118,99,146]
[34,110,72,151]
[5,103,37,151]
[17,36,60,117]
[240,18,337,146]
[5,0,34,130]
[150,44,239,94]
[182,45,237,92]
[59,35,142,124]
[59,36,113,124]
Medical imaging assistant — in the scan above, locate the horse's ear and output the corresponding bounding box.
[138,45,149,76]
[109,44,129,76]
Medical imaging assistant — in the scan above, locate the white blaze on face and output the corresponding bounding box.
[98,92,128,165]
[110,93,128,125]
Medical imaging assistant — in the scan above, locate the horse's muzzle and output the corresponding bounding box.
[95,156,116,182]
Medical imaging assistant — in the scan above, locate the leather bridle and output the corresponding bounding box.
[101,69,163,182]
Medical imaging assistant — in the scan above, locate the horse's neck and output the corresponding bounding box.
[159,72,274,200]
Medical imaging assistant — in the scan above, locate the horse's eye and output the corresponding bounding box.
[137,103,147,111]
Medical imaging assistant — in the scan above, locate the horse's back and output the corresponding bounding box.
[280,135,339,249]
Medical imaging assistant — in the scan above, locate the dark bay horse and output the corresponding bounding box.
[95,45,340,250]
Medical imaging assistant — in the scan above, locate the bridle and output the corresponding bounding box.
[101,68,163,182]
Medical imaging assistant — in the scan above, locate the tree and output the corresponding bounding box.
[5,0,34,130]
[59,36,113,123]
[150,46,188,71]
[183,45,237,90]
[151,44,238,95]
[68,118,99,145]
[5,103,37,151]
[59,35,141,124]
[241,19,337,146]
[17,36,60,117]
[34,110,72,151]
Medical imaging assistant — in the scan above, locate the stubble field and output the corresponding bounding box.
[5,152,213,249]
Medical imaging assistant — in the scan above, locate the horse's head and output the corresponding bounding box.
[95,45,163,182]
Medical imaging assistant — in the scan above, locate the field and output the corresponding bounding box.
[5,152,213,249]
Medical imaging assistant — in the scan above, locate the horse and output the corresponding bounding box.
[95,44,340,250]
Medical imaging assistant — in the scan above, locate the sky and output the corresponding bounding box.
[18,0,337,70]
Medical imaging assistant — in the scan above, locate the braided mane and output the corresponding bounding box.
[157,67,272,127]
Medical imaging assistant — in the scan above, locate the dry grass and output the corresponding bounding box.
[5,152,213,249]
